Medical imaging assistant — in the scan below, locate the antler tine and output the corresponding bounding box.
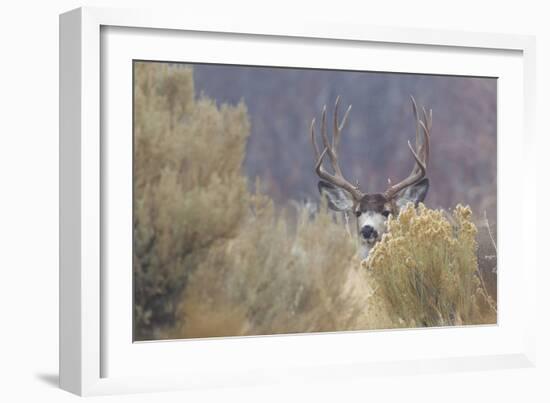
[332,96,340,151]
[420,105,433,131]
[309,97,364,201]
[314,147,329,174]
[334,96,352,153]
[313,146,362,200]
[384,97,431,200]
[410,95,420,125]
[408,96,423,177]
[418,118,430,166]
[320,104,344,177]
[409,112,430,177]
[310,118,321,160]
[407,140,426,177]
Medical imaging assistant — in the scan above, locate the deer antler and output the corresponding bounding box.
[310,96,364,201]
[383,96,431,200]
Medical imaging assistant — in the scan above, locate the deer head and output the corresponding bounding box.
[309,96,432,257]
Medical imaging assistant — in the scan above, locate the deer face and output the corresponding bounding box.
[354,193,393,246]
[309,96,432,258]
[319,179,429,257]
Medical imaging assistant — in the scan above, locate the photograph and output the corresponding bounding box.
[132,60,498,341]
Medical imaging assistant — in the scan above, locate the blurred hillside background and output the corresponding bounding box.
[190,63,497,222]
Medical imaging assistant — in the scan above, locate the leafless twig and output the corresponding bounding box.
[484,210,498,256]
[475,210,497,313]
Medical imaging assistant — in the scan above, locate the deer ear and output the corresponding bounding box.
[318,181,354,212]
[395,178,429,210]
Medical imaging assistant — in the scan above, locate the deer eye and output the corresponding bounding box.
[382,210,391,218]
[355,210,362,217]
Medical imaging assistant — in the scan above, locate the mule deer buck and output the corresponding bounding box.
[309,96,431,258]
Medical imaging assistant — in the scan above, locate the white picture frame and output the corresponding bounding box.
[59,6,537,396]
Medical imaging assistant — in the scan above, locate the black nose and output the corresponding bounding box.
[361,225,377,239]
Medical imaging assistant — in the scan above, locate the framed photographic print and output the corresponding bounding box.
[60,7,537,396]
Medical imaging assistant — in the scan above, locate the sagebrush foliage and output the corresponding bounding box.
[365,204,496,327]
[134,62,495,340]
[165,193,388,339]
[133,62,250,339]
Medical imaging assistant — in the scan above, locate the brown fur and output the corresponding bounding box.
[356,193,392,214]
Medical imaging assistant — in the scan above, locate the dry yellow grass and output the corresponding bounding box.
[163,192,389,339]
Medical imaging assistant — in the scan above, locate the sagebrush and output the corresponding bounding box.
[133,62,250,339]
[365,204,496,327]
